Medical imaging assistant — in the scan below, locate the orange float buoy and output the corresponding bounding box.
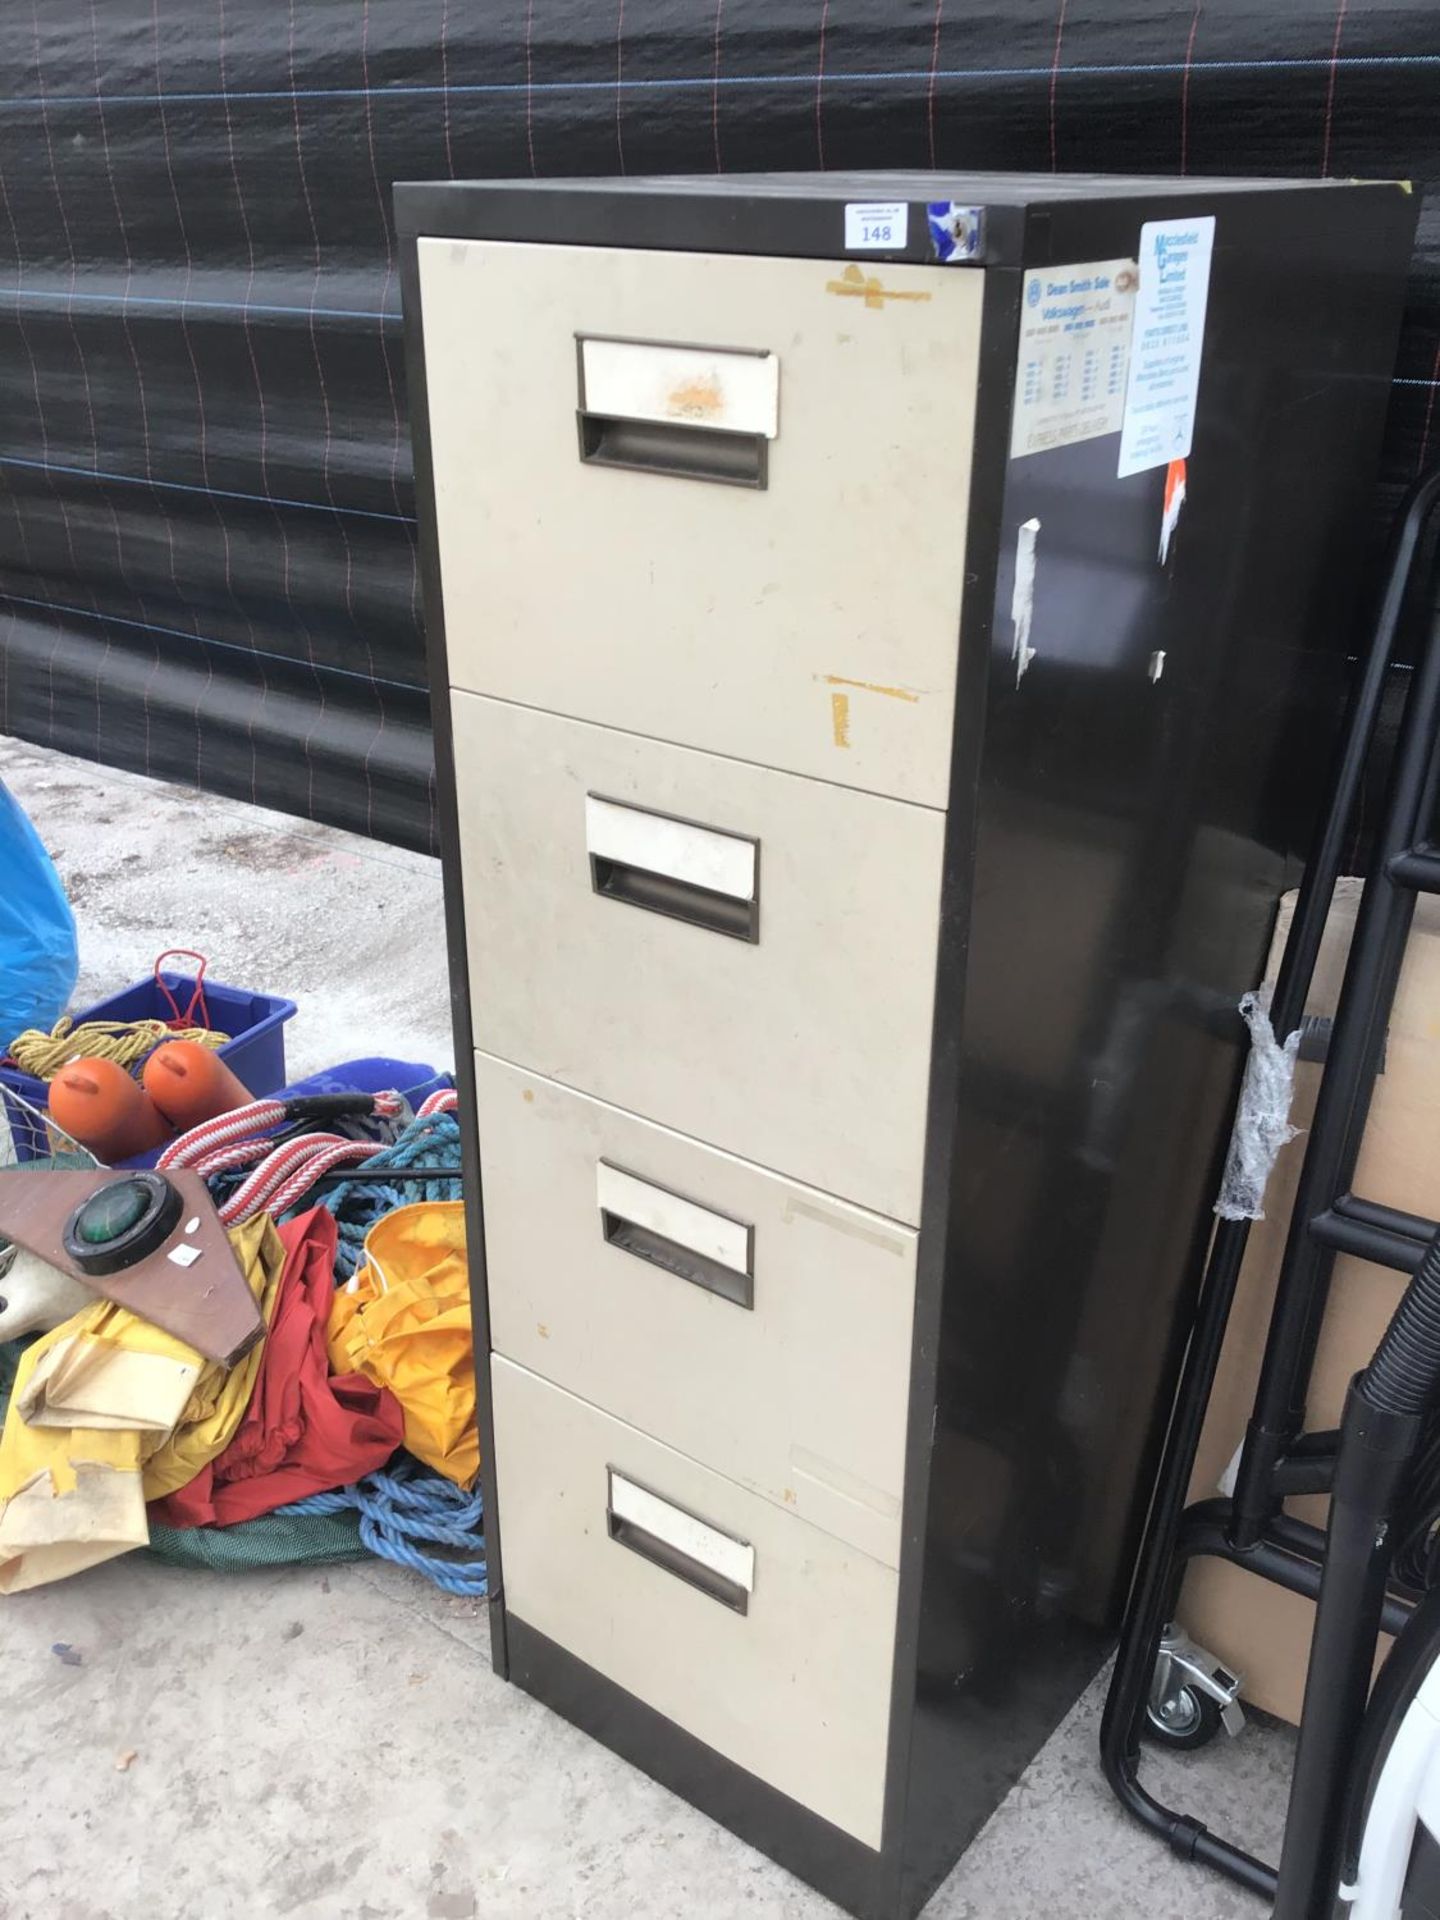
[142,1039,253,1130]
[48,1058,175,1162]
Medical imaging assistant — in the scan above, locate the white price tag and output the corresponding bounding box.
[845,201,908,251]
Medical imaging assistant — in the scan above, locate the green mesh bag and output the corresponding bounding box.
[144,1507,366,1571]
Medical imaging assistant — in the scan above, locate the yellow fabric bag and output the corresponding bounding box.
[0,1216,283,1593]
[327,1201,477,1489]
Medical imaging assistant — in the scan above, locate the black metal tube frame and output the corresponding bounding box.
[1272,1386,1427,1916]
[1100,467,1440,1902]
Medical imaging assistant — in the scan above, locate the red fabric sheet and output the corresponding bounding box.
[150,1207,403,1529]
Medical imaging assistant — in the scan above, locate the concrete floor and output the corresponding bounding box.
[0,737,1295,1920]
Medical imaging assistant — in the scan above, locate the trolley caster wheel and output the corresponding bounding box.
[1145,1625,1245,1750]
[1145,1683,1225,1751]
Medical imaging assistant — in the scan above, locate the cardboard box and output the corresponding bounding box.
[1178,880,1440,1723]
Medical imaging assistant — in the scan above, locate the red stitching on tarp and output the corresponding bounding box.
[1321,0,1350,178]
[440,0,455,176]
[218,0,286,806]
[524,0,538,176]
[926,0,944,169]
[1180,3,1203,175]
[1049,0,1070,173]
[815,0,831,169]
[615,0,628,174]
[287,0,340,828]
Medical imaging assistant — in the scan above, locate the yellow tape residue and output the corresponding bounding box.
[824,263,932,310]
[822,673,921,704]
[830,692,851,748]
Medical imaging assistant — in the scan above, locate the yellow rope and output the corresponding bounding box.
[7,1017,231,1081]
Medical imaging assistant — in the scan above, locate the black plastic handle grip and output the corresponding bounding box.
[589,854,759,943]
[606,1475,752,1615]
[600,1204,754,1310]
[577,411,767,489]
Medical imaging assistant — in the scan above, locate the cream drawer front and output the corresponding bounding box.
[419,237,981,809]
[453,693,944,1224]
[491,1357,897,1846]
[476,1054,915,1564]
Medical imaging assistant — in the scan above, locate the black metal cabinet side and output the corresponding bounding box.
[894,184,1417,1913]
[397,219,510,1676]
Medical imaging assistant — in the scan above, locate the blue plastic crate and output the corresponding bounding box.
[0,972,297,1164]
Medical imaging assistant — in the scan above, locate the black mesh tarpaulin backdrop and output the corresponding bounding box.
[0,3,1436,853]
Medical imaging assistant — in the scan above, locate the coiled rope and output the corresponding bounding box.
[279,1457,486,1596]
[312,1096,462,1278]
[6,1016,228,1080]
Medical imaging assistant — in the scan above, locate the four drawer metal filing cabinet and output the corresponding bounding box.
[398,173,1416,1917]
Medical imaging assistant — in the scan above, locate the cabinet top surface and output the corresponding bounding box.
[398,168,1396,206]
[395,170,1412,268]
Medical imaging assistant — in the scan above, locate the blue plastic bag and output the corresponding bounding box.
[0,779,78,1051]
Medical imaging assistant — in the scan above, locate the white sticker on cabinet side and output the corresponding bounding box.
[1011,518,1041,686]
[1118,217,1216,478]
[1010,258,1137,460]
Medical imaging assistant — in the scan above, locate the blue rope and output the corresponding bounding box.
[307,1107,463,1278]
[281,1458,486,1597]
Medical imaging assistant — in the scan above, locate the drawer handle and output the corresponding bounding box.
[597,1161,754,1310]
[607,1469,754,1615]
[579,414,767,489]
[576,335,775,490]
[585,794,760,944]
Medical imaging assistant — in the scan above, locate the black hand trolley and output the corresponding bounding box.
[1101,466,1440,1917]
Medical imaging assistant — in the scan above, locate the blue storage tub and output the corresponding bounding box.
[0,972,297,1163]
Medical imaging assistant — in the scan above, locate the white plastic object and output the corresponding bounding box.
[1347,1656,1440,1915]
[0,1247,93,1341]
[1214,990,1300,1221]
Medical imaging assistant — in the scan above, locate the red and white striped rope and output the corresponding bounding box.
[158,1096,288,1169]
[158,1089,407,1172]
[189,1134,295,1179]
[219,1134,380,1225]
[156,1088,443,1224]
[217,1134,348,1223]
